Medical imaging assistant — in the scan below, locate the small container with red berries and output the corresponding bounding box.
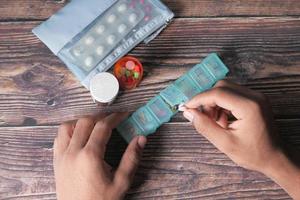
[113,56,144,90]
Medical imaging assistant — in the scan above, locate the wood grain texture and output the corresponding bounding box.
[1,119,299,199]
[0,17,300,125]
[1,0,300,21]
[1,0,300,199]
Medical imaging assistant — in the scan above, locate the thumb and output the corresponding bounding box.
[183,108,232,150]
[114,136,147,192]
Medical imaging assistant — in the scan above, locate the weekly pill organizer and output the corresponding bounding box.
[117,53,229,142]
[32,0,174,89]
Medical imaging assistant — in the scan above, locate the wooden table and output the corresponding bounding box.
[1,0,300,199]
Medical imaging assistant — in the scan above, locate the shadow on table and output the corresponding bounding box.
[105,128,164,195]
[105,130,127,167]
[280,131,300,167]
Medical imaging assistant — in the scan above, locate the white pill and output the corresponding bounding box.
[73,47,82,57]
[85,36,94,45]
[107,14,116,23]
[96,46,104,55]
[107,35,116,45]
[129,13,138,23]
[118,24,127,33]
[96,25,105,34]
[118,3,127,12]
[85,56,94,67]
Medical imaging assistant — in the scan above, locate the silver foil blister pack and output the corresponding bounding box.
[33,0,174,88]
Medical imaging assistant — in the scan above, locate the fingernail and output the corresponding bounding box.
[137,136,147,149]
[183,110,194,122]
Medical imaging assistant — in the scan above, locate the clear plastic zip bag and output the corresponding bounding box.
[33,0,174,89]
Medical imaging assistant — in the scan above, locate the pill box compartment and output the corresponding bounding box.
[146,96,174,124]
[173,74,202,100]
[132,106,160,136]
[117,117,143,143]
[160,84,188,107]
[188,63,215,91]
[202,53,229,80]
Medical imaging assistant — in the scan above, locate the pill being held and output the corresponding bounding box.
[129,13,138,23]
[96,46,104,55]
[118,24,127,33]
[177,103,187,112]
[107,14,116,23]
[107,35,116,45]
[84,36,94,45]
[117,3,127,12]
[96,25,105,34]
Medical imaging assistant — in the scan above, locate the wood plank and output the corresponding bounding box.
[1,119,299,199]
[165,0,300,18]
[1,0,300,21]
[0,17,300,126]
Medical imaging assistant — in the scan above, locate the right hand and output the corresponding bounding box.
[181,80,300,199]
[181,80,280,172]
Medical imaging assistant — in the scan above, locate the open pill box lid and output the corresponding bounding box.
[32,0,174,89]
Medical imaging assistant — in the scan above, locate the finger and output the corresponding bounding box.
[54,122,74,156]
[93,112,110,122]
[185,87,251,119]
[215,80,244,91]
[87,112,129,156]
[216,110,229,129]
[114,136,146,193]
[183,108,233,152]
[202,105,218,120]
[69,117,96,150]
[215,80,266,102]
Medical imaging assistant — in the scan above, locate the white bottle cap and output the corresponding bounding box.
[90,72,119,104]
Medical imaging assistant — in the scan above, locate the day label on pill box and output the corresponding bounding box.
[117,53,230,143]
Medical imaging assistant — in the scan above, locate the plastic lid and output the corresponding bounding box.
[90,72,119,103]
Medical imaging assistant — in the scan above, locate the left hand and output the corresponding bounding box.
[53,113,147,200]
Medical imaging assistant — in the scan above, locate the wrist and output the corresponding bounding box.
[260,150,300,199]
[260,150,287,176]
[261,150,299,177]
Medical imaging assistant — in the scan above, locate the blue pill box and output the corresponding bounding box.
[117,53,229,143]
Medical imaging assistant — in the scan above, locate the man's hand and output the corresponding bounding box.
[53,113,147,200]
[181,80,300,199]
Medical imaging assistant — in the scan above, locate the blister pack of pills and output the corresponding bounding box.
[117,53,229,142]
[32,0,174,88]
